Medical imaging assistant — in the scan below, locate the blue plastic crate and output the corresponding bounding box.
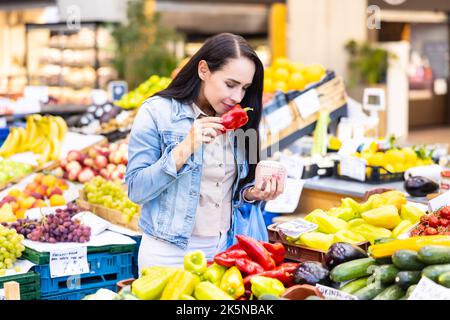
[0,127,9,147]
[129,235,142,279]
[42,283,117,300]
[34,251,133,297]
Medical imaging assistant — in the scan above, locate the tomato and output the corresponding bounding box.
[424,227,438,235]
[440,206,450,220]
[428,216,440,228]
[440,219,450,227]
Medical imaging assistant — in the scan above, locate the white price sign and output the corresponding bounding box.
[276,217,317,239]
[316,284,359,300]
[339,156,366,182]
[264,105,293,135]
[265,178,305,214]
[279,153,304,180]
[428,190,450,213]
[408,276,450,300]
[294,89,321,119]
[49,247,89,278]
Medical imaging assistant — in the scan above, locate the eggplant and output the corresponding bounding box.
[323,242,368,270]
[404,176,439,197]
[293,262,331,286]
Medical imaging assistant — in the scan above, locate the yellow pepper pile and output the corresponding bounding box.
[289,191,426,251]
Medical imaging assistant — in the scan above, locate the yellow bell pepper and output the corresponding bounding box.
[328,207,356,221]
[219,266,245,299]
[202,263,227,287]
[160,269,197,300]
[194,281,234,300]
[391,220,413,238]
[369,235,450,258]
[131,267,178,300]
[333,229,366,244]
[361,205,401,230]
[298,232,334,251]
[141,266,177,277]
[351,223,392,244]
[348,218,366,228]
[340,197,364,217]
[315,212,348,234]
[304,209,325,224]
[368,191,406,211]
[400,204,425,223]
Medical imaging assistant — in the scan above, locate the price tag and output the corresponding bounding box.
[275,216,317,238]
[428,190,450,213]
[264,105,293,135]
[279,153,304,180]
[265,178,305,214]
[294,89,321,119]
[315,284,359,300]
[49,247,89,278]
[408,276,450,300]
[72,211,111,236]
[339,156,366,182]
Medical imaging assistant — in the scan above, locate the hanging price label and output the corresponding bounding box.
[339,156,366,182]
[315,284,359,300]
[294,89,321,119]
[408,276,450,300]
[279,153,304,180]
[264,105,293,135]
[276,217,317,239]
[49,247,89,278]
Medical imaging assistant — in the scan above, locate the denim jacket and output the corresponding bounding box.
[126,96,255,250]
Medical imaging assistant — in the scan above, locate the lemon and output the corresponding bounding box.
[273,67,290,82]
[385,164,395,173]
[272,57,291,70]
[273,81,288,92]
[264,66,274,78]
[369,141,379,153]
[288,72,306,91]
[290,62,305,73]
[394,163,406,173]
[385,149,406,165]
[328,136,342,150]
[263,77,275,93]
[369,152,386,167]
[302,64,326,83]
[401,147,417,163]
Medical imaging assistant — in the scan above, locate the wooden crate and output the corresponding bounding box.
[76,189,140,232]
[267,223,369,264]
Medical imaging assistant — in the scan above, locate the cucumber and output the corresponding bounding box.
[373,284,405,300]
[399,284,418,300]
[422,263,450,282]
[340,277,369,294]
[373,264,400,285]
[353,283,387,300]
[394,271,422,290]
[392,250,426,271]
[330,257,376,282]
[418,245,450,265]
[437,271,450,288]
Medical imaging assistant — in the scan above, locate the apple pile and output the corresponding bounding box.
[54,140,128,183]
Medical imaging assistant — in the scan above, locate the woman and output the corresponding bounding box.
[126,33,284,272]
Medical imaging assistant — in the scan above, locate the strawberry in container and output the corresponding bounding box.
[410,205,450,236]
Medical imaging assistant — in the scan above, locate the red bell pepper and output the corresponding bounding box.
[213,249,249,268]
[220,104,253,132]
[243,262,299,287]
[235,234,276,271]
[235,258,265,275]
[260,241,285,266]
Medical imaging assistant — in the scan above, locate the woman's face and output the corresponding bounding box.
[198,57,255,115]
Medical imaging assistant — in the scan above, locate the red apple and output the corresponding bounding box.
[100,168,110,179]
[88,147,98,159]
[118,143,128,153]
[67,150,82,162]
[66,160,82,173]
[94,155,108,170]
[110,170,121,180]
[118,172,125,180]
[60,158,68,169]
[108,143,119,152]
[116,164,126,174]
[63,171,69,180]
[78,167,95,183]
[83,157,95,168]
[106,163,116,172]
[68,167,82,181]
[53,167,65,178]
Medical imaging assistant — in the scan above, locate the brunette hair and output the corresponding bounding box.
[156,33,264,197]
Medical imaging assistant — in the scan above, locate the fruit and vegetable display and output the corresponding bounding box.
[0,115,68,165]
[83,176,139,223]
[410,206,450,236]
[283,191,426,251]
[0,159,33,187]
[115,75,172,109]
[263,57,326,94]
[54,140,128,183]
[126,235,298,300]
[2,203,90,244]
[0,225,25,275]
[0,173,68,221]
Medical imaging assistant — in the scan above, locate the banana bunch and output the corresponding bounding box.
[0,115,68,166]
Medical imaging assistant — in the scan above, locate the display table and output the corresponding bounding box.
[294,177,428,215]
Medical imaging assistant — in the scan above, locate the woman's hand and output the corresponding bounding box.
[243,175,284,202]
[173,117,225,172]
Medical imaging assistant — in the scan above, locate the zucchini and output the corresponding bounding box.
[438,271,450,288]
[373,264,400,285]
[330,257,376,282]
[353,283,387,300]
[373,284,405,300]
[375,257,393,265]
[340,277,369,294]
[422,263,450,282]
[418,245,450,265]
[392,250,426,271]
[394,271,421,290]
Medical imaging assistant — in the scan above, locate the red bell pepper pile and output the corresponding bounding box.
[213,234,298,290]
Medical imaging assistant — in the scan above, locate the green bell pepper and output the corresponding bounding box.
[202,263,227,286]
[184,250,207,276]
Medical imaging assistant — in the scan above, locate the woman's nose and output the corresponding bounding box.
[230,88,243,104]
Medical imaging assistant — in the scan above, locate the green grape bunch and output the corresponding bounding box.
[0,225,25,274]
